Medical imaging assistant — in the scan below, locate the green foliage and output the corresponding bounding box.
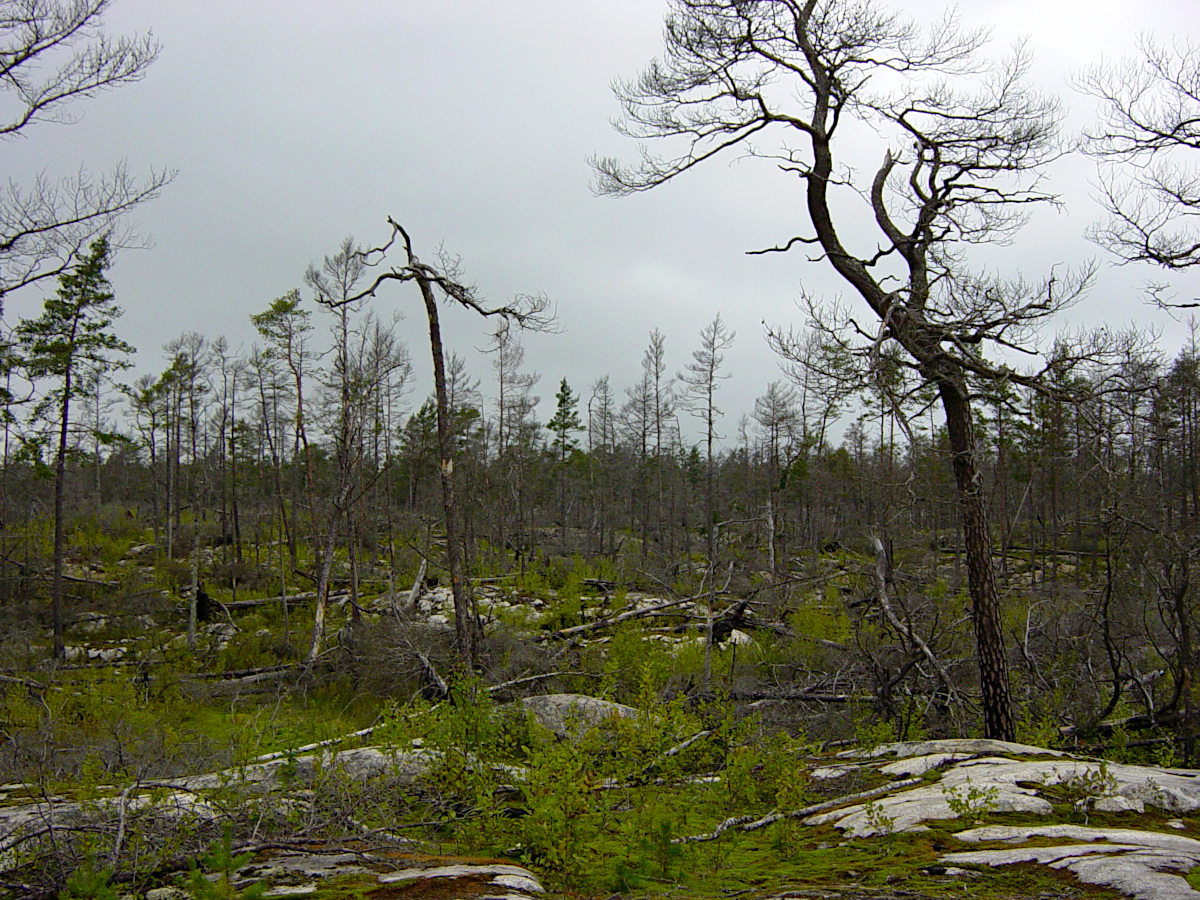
[183,825,265,900]
[1016,699,1065,750]
[17,238,134,396]
[862,799,897,837]
[1058,761,1118,805]
[512,738,606,883]
[60,856,118,900]
[942,778,1000,819]
[855,714,896,750]
[546,377,585,456]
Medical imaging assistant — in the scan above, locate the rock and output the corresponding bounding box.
[940,757,1200,814]
[1093,794,1145,813]
[379,862,543,888]
[942,866,980,878]
[946,825,1200,900]
[810,764,862,780]
[519,693,637,740]
[76,613,109,633]
[880,752,972,777]
[721,629,753,647]
[221,849,544,900]
[804,782,1052,837]
[493,873,544,892]
[169,746,443,792]
[954,824,1200,853]
[88,646,127,662]
[843,738,1065,760]
[245,852,371,879]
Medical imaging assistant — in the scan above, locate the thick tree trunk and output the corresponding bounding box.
[940,380,1015,741]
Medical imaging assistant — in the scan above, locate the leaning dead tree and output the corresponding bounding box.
[594,0,1099,740]
[327,218,550,668]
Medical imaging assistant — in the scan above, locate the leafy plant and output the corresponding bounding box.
[60,857,118,900]
[942,778,1000,819]
[862,799,896,837]
[183,825,265,900]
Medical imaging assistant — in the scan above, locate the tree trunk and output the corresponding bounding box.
[50,379,71,660]
[940,379,1015,741]
[419,272,478,668]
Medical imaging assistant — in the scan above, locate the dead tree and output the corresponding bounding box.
[333,218,550,669]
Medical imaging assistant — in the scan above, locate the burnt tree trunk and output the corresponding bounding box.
[940,378,1015,741]
[418,272,479,668]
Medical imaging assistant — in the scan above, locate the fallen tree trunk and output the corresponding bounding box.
[224,590,348,610]
[677,777,922,843]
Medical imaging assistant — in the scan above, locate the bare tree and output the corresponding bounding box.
[486,322,539,566]
[679,313,734,687]
[594,0,1095,740]
[753,380,799,578]
[305,237,371,660]
[1078,35,1200,274]
[0,0,170,303]
[330,218,551,669]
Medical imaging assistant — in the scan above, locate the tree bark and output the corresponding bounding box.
[418,272,478,668]
[50,374,71,660]
[940,379,1015,741]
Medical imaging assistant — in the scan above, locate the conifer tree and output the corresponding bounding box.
[547,377,584,547]
[17,237,132,658]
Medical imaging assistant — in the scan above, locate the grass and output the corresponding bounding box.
[0,537,1183,900]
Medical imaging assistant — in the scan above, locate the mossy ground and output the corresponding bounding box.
[0,551,1188,900]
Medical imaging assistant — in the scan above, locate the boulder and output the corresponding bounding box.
[519,693,638,740]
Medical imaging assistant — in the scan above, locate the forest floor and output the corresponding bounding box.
[0,556,1192,900]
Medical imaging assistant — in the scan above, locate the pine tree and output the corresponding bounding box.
[17,237,133,658]
[547,377,584,547]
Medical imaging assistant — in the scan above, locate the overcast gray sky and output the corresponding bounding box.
[4,0,1198,442]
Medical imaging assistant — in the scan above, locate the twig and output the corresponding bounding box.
[486,671,591,694]
[871,536,961,707]
[109,782,139,868]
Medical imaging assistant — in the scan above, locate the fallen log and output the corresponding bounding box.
[224,590,348,610]
[735,691,871,704]
[677,777,922,843]
[539,593,712,641]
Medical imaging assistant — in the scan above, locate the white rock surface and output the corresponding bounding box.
[1095,795,1146,813]
[879,752,972,777]
[378,863,542,885]
[519,693,637,740]
[946,825,1200,900]
[810,764,863,780]
[845,738,1065,759]
[805,783,1052,837]
[937,757,1200,813]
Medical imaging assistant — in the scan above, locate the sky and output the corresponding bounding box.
[3,0,1198,444]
